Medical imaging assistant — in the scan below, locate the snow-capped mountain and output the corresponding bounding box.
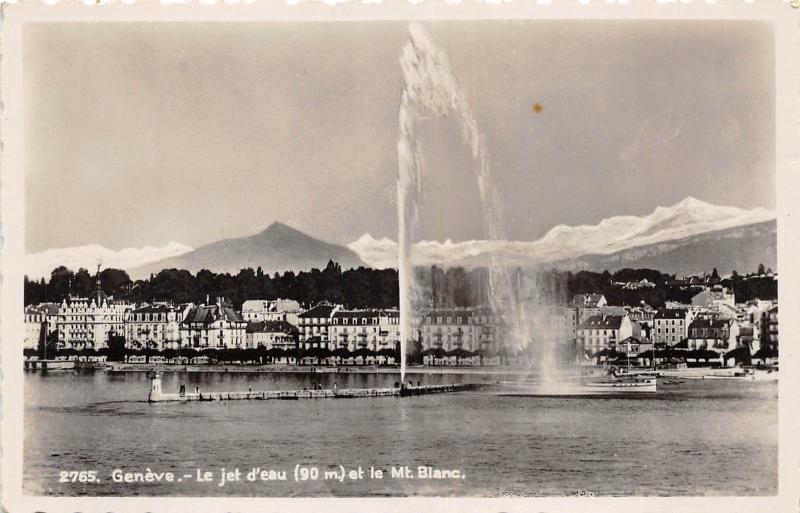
[25,242,193,280]
[348,197,776,269]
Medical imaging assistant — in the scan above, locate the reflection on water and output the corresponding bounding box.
[24,370,777,497]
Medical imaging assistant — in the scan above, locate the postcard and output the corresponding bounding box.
[1,1,798,512]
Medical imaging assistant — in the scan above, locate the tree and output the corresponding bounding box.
[107,335,127,362]
[73,268,95,297]
[100,268,133,297]
[48,266,73,302]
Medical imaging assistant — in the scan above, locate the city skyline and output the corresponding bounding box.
[25,20,774,253]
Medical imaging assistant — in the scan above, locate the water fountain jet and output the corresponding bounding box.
[396,23,568,391]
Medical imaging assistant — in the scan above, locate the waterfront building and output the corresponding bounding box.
[617,335,653,358]
[23,303,59,350]
[179,299,247,349]
[653,308,691,346]
[577,314,640,356]
[241,299,302,325]
[418,307,505,355]
[329,309,400,352]
[686,316,739,353]
[736,325,756,352]
[297,302,340,350]
[245,320,298,351]
[626,307,655,339]
[57,278,132,350]
[760,306,778,352]
[124,303,194,351]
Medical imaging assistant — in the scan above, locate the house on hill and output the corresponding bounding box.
[571,294,607,308]
[691,286,735,309]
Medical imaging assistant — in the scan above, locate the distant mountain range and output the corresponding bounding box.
[26,242,193,281]
[556,219,776,275]
[349,197,776,275]
[25,197,777,280]
[128,222,366,278]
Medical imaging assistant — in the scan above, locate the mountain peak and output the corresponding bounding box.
[258,221,306,237]
[127,220,366,278]
[670,196,713,212]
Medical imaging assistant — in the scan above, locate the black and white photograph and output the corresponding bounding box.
[1,2,798,511]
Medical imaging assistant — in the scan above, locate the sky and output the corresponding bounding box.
[24,20,774,253]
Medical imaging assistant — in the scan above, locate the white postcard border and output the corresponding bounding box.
[1,1,798,512]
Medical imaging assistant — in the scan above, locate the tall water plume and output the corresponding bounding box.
[397,23,530,382]
[397,23,575,392]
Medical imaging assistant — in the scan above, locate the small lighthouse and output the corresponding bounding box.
[147,371,163,402]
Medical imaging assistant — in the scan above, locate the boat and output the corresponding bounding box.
[582,377,657,393]
[702,371,752,380]
[703,368,778,381]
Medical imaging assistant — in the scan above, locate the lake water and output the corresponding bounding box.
[23,370,777,497]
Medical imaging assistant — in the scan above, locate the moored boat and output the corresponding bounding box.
[582,377,657,393]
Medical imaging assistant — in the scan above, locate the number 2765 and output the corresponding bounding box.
[59,470,98,483]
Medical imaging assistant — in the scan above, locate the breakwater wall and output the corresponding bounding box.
[147,376,482,403]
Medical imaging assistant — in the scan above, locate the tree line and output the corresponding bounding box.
[24,262,777,311]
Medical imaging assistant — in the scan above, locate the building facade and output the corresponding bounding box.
[297,303,340,349]
[245,320,298,351]
[124,303,193,351]
[418,307,505,354]
[328,309,400,352]
[653,308,691,346]
[686,316,739,353]
[577,314,639,355]
[57,284,132,350]
[241,299,302,325]
[691,286,735,309]
[179,300,247,349]
[23,303,59,351]
[760,306,778,352]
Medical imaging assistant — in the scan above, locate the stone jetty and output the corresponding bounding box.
[147,373,483,403]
